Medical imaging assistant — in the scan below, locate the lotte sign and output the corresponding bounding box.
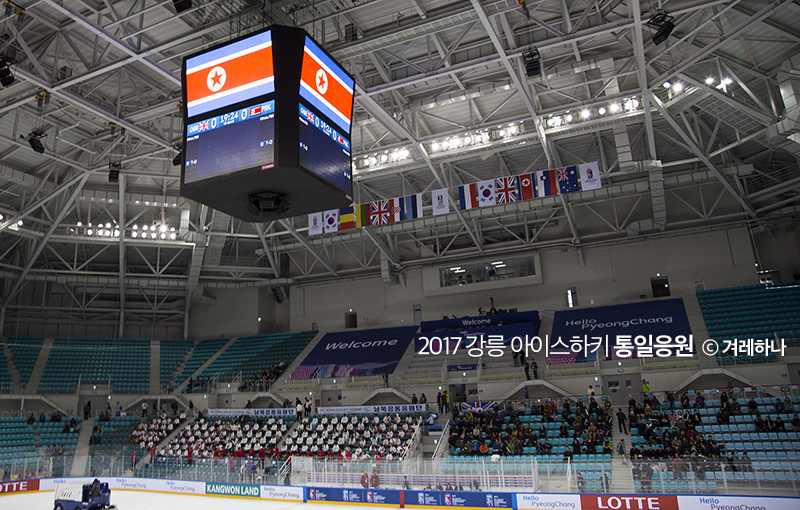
[0,479,40,494]
[581,495,679,510]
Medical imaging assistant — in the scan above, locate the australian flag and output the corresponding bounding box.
[557,165,580,194]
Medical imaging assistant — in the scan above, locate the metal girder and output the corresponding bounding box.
[254,222,289,302]
[41,0,180,86]
[631,0,657,160]
[649,94,757,218]
[277,219,338,276]
[678,74,775,126]
[363,228,402,269]
[4,173,91,302]
[650,0,790,91]
[470,0,553,164]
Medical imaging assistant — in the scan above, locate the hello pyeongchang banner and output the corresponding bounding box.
[291,326,418,379]
[549,298,692,363]
[420,310,540,332]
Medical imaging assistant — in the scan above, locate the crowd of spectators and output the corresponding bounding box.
[238,360,290,392]
[156,415,289,459]
[448,398,613,457]
[129,409,187,451]
[289,413,422,460]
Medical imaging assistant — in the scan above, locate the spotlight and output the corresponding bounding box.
[522,47,541,78]
[0,61,14,87]
[672,83,683,92]
[172,0,192,14]
[598,107,607,115]
[172,150,182,167]
[108,162,121,183]
[663,82,671,88]
[564,114,573,123]
[132,231,138,238]
[27,131,45,153]
[705,77,715,85]
[580,109,591,119]
[647,10,675,45]
[610,103,620,113]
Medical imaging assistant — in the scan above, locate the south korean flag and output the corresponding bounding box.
[478,180,496,207]
[324,209,339,233]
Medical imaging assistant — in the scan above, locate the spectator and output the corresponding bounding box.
[383,370,389,388]
[532,359,539,380]
[642,380,650,394]
[523,361,531,380]
[616,409,628,434]
[411,394,418,404]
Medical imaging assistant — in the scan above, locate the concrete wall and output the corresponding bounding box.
[188,287,260,338]
[290,227,759,332]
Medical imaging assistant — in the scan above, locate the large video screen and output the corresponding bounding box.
[184,30,274,118]
[184,100,275,184]
[299,103,352,195]
[299,36,354,134]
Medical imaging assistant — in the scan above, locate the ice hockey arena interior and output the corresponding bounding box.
[2,0,800,509]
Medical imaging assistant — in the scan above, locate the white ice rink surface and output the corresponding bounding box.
[0,491,394,510]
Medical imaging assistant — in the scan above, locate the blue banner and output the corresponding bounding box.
[292,326,418,379]
[421,310,539,332]
[406,490,515,508]
[306,487,400,505]
[549,298,693,363]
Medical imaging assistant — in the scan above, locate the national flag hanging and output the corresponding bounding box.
[518,173,537,200]
[400,193,424,221]
[339,206,355,230]
[308,212,323,236]
[370,200,390,225]
[537,169,558,197]
[460,401,497,413]
[458,183,478,210]
[478,180,496,207]
[185,31,274,118]
[431,188,450,216]
[557,165,580,194]
[579,161,602,191]
[324,209,339,233]
[496,176,519,204]
[388,198,402,223]
[355,203,371,228]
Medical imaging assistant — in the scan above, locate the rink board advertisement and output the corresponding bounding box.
[10,479,800,510]
[0,479,39,494]
[405,490,515,508]
[306,487,400,505]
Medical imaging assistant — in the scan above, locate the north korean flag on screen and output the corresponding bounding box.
[299,36,355,134]
[185,31,275,118]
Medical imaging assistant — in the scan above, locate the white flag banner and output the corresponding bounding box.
[308,212,323,236]
[579,161,602,191]
[477,180,496,207]
[431,188,450,216]
[323,209,339,233]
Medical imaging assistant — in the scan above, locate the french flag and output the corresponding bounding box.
[458,183,478,210]
[537,169,558,197]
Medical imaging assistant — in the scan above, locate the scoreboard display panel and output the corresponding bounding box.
[180,26,355,222]
[298,36,354,196]
[184,100,275,184]
[184,30,274,118]
[298,104,351,193]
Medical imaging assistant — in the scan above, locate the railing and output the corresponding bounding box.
[80,454,281,484]
[431,419,450,460]
[0,455,73,481]
[400,418,424,461]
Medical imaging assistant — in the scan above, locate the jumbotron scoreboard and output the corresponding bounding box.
[180,26,355,221]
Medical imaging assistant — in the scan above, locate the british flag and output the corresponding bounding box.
[495,176,519,204]
[199,120,210,131]
[558,167,569,181]
[370,200,389,225]
[460,400,496,413]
